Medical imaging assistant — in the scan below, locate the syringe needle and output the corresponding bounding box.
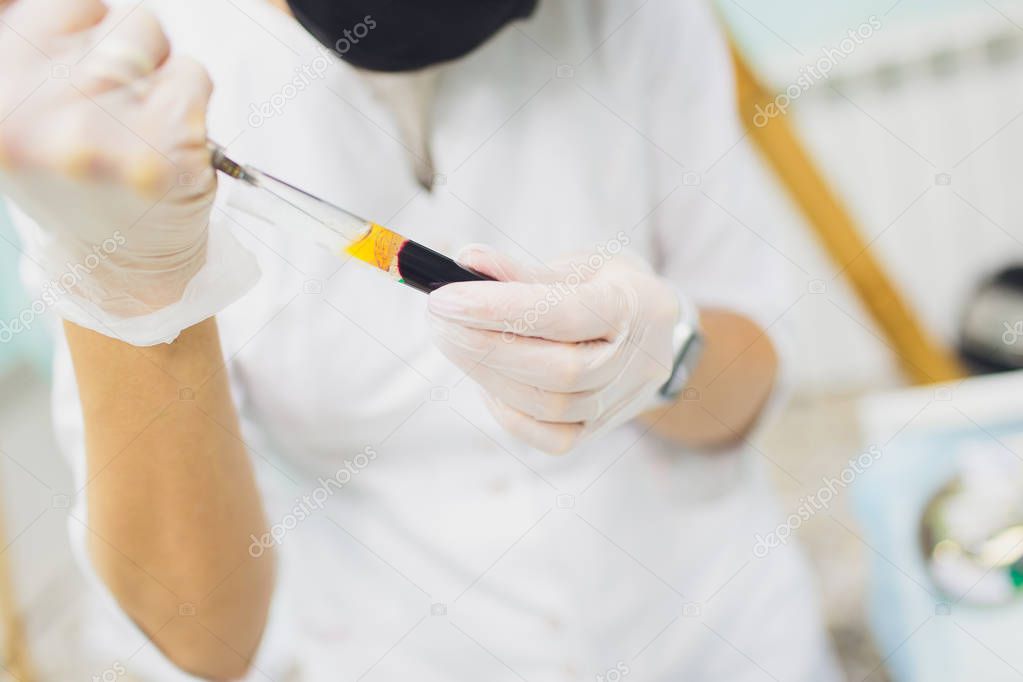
[208,142,248,182]
[208,141,492,292]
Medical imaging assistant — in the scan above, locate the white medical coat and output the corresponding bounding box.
[14,0,841,679]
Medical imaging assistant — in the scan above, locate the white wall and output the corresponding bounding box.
[744,5,1023,395]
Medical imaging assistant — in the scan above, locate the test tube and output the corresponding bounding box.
[209,144,492,292]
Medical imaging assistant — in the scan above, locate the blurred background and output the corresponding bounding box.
[3,0,1023,679]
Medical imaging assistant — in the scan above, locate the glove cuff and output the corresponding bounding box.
[15,208,260,346]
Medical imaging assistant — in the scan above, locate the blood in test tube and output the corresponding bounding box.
[344,223,492,292]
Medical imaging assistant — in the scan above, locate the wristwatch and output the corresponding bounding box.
[658,293,704,402]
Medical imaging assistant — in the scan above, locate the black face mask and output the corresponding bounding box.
[286,0,539,73]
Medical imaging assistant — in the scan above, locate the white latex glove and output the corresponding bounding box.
[428,244,686,455]
[0,0,258,345]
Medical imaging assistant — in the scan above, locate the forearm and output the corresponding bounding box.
[639,309,778,448]
[65,318,273,681]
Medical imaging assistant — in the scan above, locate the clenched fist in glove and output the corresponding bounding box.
[0,0,257,344]
[428,243,693,455]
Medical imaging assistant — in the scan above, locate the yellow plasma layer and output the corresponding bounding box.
[344,222,407,277]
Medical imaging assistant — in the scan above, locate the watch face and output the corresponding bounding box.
[660,327,704,399]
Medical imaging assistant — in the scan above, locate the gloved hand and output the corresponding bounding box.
[428,244,687,455]
[0,0,258,344]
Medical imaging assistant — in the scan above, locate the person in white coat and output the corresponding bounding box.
[0,0,841,679]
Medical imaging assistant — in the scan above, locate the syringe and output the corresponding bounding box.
[208,143,492,293]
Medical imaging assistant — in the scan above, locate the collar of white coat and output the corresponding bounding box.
[356,67,442,191]
[260,0,442,190]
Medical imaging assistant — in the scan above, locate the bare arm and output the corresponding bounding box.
[639,309,778,448]
[65,318,273,681]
